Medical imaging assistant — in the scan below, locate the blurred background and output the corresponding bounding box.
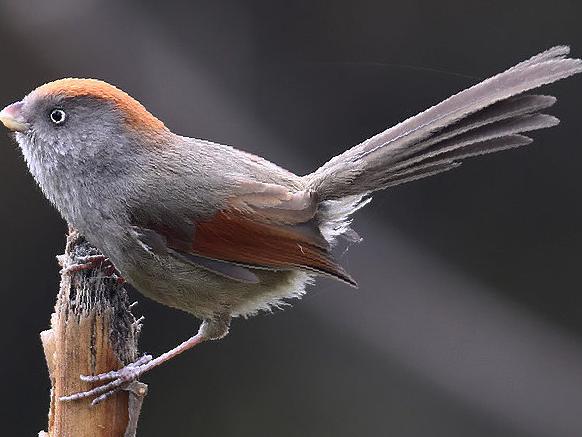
[1,0,582,435]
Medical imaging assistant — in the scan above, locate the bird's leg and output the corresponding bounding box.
[60,316,230,405]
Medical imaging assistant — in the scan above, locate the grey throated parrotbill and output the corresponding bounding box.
[1,46,581,404]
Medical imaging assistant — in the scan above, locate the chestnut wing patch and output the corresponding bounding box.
[188,210,356,285]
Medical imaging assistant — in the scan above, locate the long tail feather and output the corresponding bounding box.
[307,46,582,199]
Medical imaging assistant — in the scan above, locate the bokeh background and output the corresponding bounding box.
[1,1,582,436]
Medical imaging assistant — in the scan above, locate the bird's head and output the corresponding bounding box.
[0,78,169,172]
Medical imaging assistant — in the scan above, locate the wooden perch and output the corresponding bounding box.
[40,230,147,437]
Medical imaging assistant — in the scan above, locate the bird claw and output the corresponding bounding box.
[60,254,125,283]
[60,354,153,406]
[60,255,108,275]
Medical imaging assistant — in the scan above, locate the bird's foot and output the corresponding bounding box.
[60,254,108,274]
[60,322,217,405]
[60,254,125,284]
[60,354,153,406]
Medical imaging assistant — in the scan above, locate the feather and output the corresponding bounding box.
[132,180,356,286]
[389,113,558,173]
[383,135,533,187]
[308,46,582,199]
[169,250,260,284]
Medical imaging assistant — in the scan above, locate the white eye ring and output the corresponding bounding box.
[49,108,66,125]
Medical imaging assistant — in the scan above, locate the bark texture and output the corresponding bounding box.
[40,230,147,437]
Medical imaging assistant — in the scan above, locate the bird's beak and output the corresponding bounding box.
[0,101,28,132]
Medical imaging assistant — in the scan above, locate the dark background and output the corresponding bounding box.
[1,1,582,436]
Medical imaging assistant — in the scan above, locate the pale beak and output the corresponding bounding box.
[0,101,28,132]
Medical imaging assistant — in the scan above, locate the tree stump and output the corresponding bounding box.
[40,230,147,437]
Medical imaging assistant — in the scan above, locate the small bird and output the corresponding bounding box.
[2,46,581,404]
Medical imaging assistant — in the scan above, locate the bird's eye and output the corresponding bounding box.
[49,109,66,125]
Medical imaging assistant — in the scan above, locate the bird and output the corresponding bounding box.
[1,46,580,404]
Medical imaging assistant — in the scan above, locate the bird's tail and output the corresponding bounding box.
[305,46,582,204]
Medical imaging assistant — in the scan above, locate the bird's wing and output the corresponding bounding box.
[132,180,356,286]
